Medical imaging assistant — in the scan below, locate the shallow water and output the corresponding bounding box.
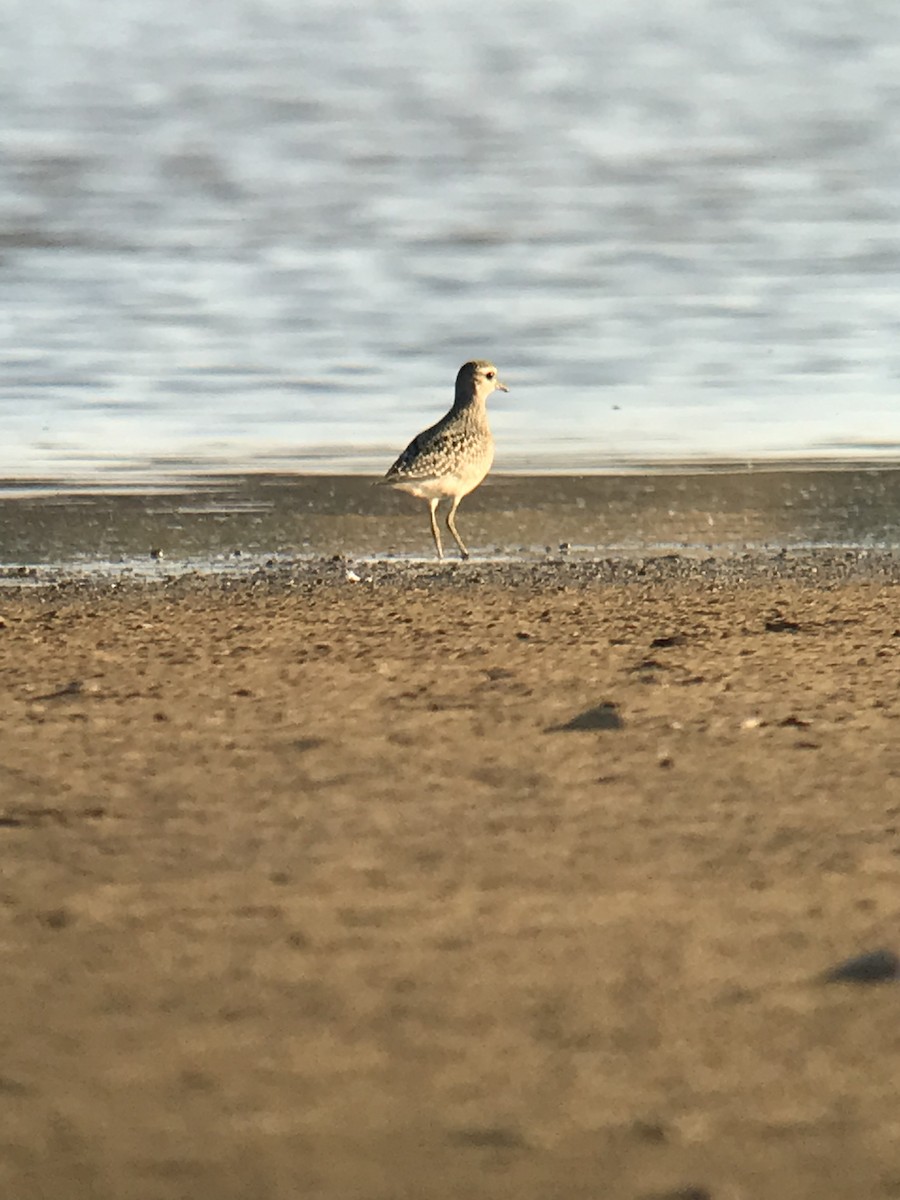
[2,468,899,577]
[2,0,900,480]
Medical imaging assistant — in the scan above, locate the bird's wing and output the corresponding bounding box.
[382,420,456,481]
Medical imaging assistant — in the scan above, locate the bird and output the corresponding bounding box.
[378,360,508,560]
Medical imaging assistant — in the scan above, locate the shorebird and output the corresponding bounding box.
[378,360,508,559]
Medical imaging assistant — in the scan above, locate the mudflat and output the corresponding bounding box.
[2,557,900,1200]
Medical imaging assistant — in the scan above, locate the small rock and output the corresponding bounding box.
[39,908,72,930]
[34,680,83,702]
[630,1119,667,1144]
[292,737,325,753]
[650,633,686,648]
[765,617,800,633]
[551,702,623,732]
[448,1126,526,1149]
[822,948,900,984]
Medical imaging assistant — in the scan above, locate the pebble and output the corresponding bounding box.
[822,948,900,984]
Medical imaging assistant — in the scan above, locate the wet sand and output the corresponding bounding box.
[2,554,900,1199]
[4,466,900,571]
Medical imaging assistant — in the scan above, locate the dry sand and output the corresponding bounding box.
[2,557,900,1199]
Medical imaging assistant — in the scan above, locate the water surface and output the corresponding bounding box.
[2,0,900,479]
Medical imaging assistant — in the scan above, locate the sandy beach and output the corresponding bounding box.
[1,553,899,1199]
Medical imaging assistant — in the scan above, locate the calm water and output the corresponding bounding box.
[2,0,900,481]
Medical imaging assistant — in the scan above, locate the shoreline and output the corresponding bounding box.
[4,454,900,490]
[2,467,900,574]
[2,546,900,594]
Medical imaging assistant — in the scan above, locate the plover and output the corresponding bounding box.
[379,360,508,559]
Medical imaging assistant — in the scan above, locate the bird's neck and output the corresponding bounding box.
[452,391,486,415]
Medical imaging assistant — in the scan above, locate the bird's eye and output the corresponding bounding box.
[486,370,495,379]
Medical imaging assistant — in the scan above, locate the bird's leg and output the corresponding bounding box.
[446,497,469,560]
[428,497,444,559]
